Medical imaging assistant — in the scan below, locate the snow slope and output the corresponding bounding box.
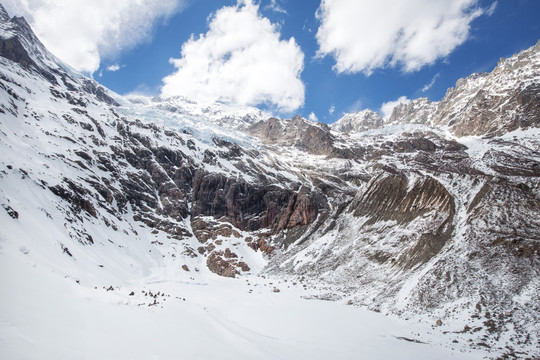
[0,206,485,360]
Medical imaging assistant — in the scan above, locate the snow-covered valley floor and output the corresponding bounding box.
[0,225,489,360]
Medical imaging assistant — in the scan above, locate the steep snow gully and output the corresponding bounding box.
[1,4,539,359]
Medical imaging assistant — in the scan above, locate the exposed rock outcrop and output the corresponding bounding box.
[206,250,250,278]
[191,171,322,234]
[351,174,454,269]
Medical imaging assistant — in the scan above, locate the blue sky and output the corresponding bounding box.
[5,0,540,124]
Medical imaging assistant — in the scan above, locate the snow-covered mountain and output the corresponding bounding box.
[330,109,384,133]
[336,40,540,137]
[1,4,539,359]
[125,94,269,131]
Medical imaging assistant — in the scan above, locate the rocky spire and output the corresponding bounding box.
[0,4,9,23]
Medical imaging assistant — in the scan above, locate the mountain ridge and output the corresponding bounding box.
[335,39,540,138]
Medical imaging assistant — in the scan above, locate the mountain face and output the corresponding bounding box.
[385,42,540,137]
[1,5,539,357]
[330,109,384,133]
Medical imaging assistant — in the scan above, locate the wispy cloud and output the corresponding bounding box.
[486,1,497,16]
[347,98,363,113]
[162,0,305,113]
[3,0,187,73]
[316,0,493,75]
[421,73,440,92]
[126,83,161,97]
[308,112,318,122]
[106,64,123,72]
[329,104,335,115]
[264,0,287,14]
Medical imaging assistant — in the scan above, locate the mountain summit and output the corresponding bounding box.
[1,5,539,358]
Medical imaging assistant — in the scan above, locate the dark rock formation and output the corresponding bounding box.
[191,171,322,234]
[2,203,18,219]
[0,34,35,70]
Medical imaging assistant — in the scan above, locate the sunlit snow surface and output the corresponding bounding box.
[0,218,485,360]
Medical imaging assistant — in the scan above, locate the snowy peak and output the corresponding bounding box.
[434,39,540,136]
[0,6,56,76]
[331,109,384,134]
[0,5,119,106]
[387,40,540,136]
[387,98,436,126]
[137,94,270,130]
[492,38,540,79]
[248,115,341,156]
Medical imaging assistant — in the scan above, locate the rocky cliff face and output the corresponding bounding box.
[191,170,323,234]
[1,6,539,357]
[387,98,436,125]
[248,115,337,155]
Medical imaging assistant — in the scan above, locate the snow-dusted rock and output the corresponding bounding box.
[331,109,384,133]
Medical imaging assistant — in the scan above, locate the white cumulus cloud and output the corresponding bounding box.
[3,0,186,73]
[308,112,318,122]
[380,96,411,119]
[316,0,491,74]
[161,0,305,113]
